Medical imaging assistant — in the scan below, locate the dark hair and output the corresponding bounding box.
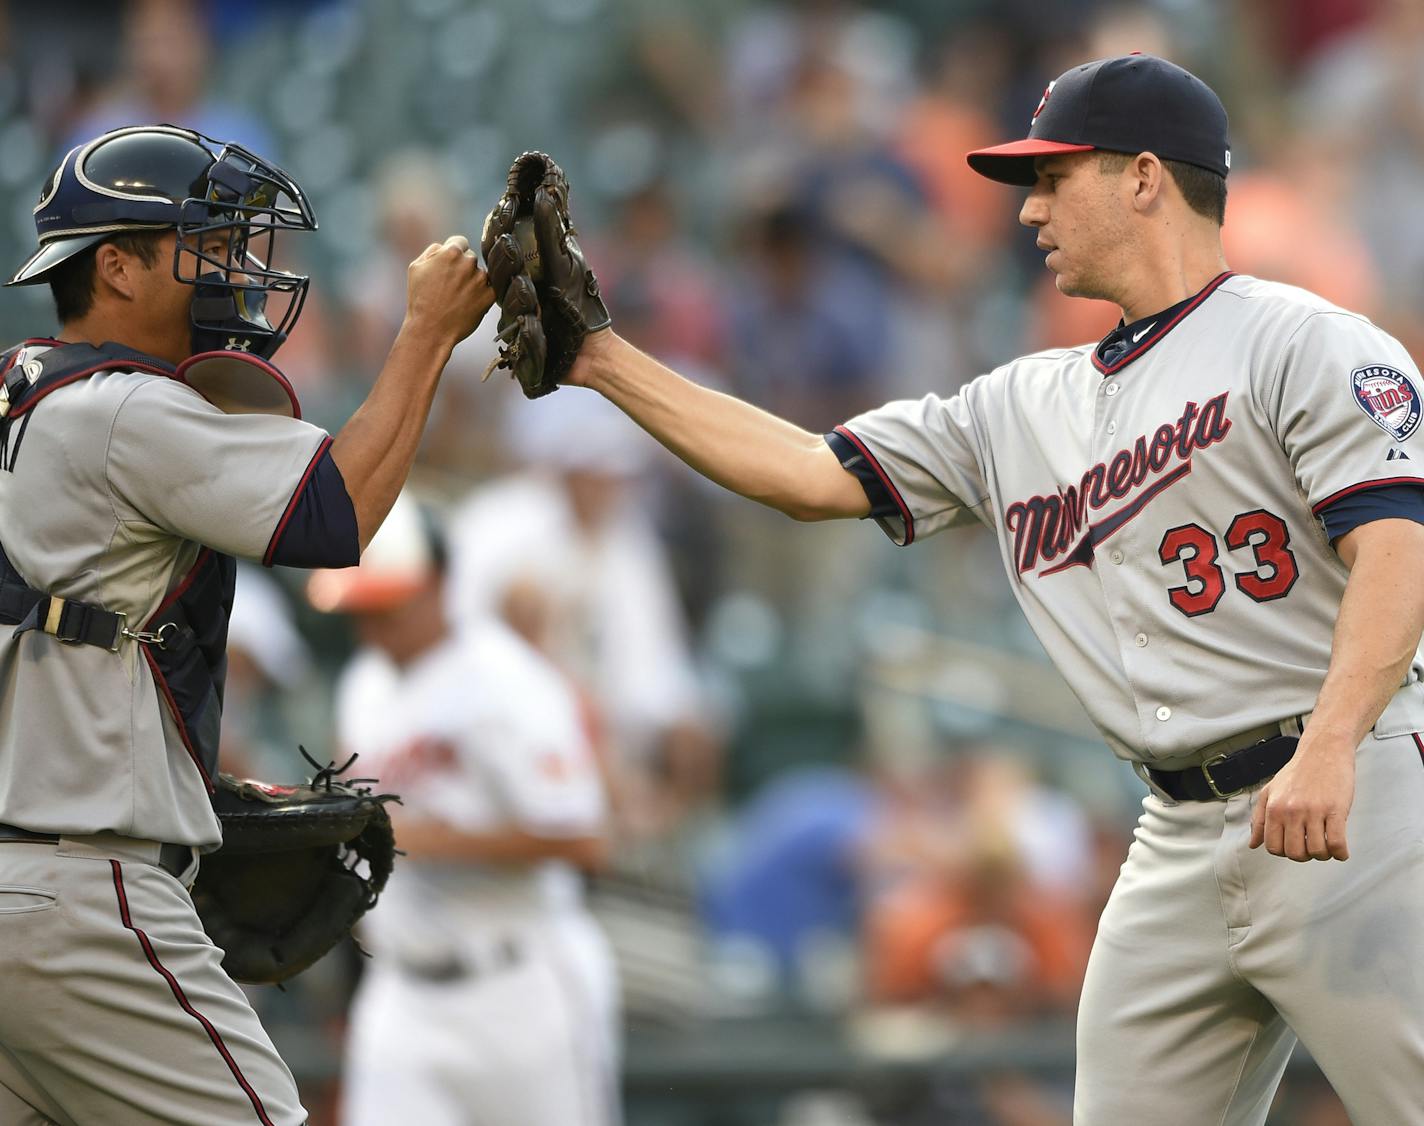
[1097,151,1227,225]
[48,229,168,323]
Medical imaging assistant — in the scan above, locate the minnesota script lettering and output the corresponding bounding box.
[1005,393,1232,575]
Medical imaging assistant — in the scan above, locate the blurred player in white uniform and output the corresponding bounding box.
[309,495,620,1126]
[448,392,718,834]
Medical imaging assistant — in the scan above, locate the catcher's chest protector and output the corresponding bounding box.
[0,340,237,789]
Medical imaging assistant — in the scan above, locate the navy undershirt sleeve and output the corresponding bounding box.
[1318,483,1424,542]
[825,430,899,521]
[265,444,360,568]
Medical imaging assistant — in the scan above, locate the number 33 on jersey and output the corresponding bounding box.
[831,273,1424,764]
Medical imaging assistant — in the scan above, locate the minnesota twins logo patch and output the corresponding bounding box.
[1352,365,1421,442]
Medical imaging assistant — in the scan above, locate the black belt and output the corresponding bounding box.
[397,939,523,983]
[1146,734,1299,801]
[0,823,190,878]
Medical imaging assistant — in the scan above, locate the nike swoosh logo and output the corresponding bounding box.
[1131,322,1157,344]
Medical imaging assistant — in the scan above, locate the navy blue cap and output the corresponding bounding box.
[967,54,1230,187]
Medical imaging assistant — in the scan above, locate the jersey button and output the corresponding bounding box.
[1106,421,1117,435]
[1155,705,1172,722]
[1110,549,1125,565]
[1105,382,1121,397]
[1135,633,1148,647]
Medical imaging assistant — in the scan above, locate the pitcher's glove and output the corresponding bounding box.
[191,752,398,985]
[480,151,610,398]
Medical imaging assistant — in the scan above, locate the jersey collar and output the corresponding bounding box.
[1092,271,1234,375]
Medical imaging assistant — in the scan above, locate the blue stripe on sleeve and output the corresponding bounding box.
[825,430,898,521]
[1318,483,1424,542]
[266,445,360,568]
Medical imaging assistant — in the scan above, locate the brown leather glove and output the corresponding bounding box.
[480,151,610,398]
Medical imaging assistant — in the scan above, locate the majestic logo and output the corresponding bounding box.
[1352,365,1421,442]
[1031,81,1056,124]
[1005,393,1233,577]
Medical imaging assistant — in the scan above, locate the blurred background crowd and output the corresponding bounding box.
[3,0,1415,1122]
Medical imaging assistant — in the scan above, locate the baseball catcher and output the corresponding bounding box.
[480,151,610,397]
[191,751,398,984]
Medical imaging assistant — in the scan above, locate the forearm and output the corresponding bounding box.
[330,323,453,548]
[579,332,869,521]
[394,816,608,870]
[1308,520,1424,748]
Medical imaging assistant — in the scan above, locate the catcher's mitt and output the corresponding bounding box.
[191,753,398,985]
[480,150,610,398]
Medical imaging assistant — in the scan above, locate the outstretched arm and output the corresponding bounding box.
[1250,517,1424,861]
[569,330,871,522]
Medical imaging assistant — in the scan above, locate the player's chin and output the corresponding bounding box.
[1054,269,1097,300]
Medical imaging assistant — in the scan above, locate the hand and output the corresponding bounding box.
[404,235,495,348]
[1248,732,1356,861]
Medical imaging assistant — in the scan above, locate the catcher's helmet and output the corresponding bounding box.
[7,125,317,360]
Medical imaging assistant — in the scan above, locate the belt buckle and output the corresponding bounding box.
[1200,752,1242,799]
[108,611,127,652]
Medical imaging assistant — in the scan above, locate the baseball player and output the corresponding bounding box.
[0,126,491,1124]
[514,56,1424,1123]
[307,494,619,1126]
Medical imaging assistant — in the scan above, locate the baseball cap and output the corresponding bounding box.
[967,54,1230,187]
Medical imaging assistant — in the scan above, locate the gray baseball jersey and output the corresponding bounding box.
[834,273,1424,764]
[0,346,329,847]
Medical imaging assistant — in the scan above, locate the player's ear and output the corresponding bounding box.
[1129,152,1166,214]
[92,241,139,301]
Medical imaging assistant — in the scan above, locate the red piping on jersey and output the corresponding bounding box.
[141,645,214,794]
[150,548,213,620]
[141,550,216,793]
[263,435,332,567]
[109,862,277,1126]
[174,351,302,421]
[1413,733,1424,767]
[6,361,172,416]
[1092,272,1235,375]
[1311,476,1424,515]
[832,425,915,545]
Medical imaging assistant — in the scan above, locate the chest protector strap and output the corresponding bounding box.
[0,340,236,790]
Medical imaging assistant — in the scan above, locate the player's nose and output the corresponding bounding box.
[1019,191,1048,228]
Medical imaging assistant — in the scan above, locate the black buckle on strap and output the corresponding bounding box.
[42,596,125,651]
[1148,734,1300,802]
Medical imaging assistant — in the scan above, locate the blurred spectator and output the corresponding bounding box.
[62,0,275,158]
[594,178,728,377]
[1222,141,1380,311]
[1296,0,1424,349]
[338,148,508,480]
[447,391,722,844]
[309,493,620,1126]
[894,25,1018,270]
[862,754,1095,1017]
[729,202,888,429]
[701,766,877,1003]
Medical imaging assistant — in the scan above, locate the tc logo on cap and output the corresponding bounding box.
[1031,81,1056,125]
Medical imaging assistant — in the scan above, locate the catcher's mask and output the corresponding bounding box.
[7,124,317,361]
